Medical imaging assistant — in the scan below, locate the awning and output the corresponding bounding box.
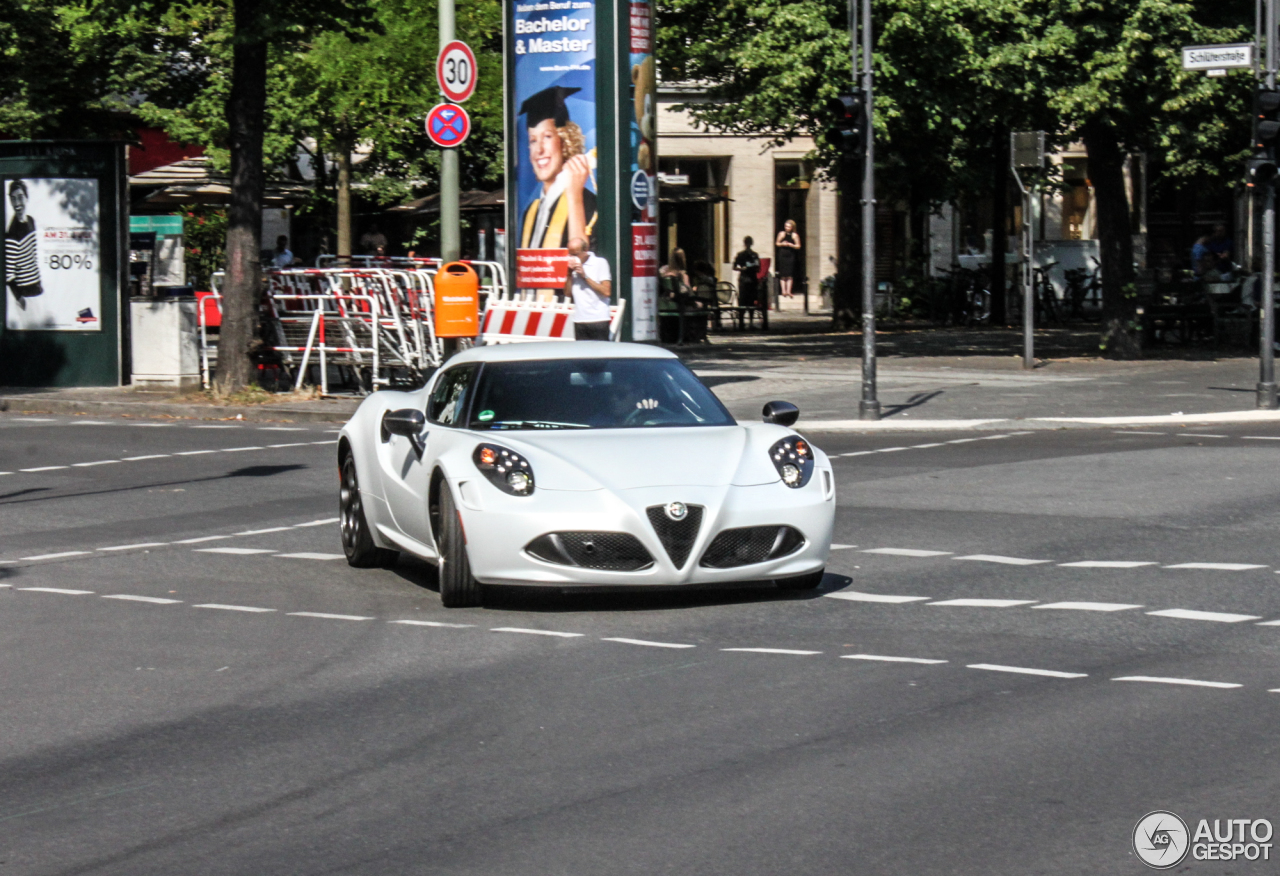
[658,183,731,204]
[129,157,312,208]
[390,189,505,215]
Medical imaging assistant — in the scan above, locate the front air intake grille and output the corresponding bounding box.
[645,505,704,569]
[699,525,805,569]
[525,532,654,571]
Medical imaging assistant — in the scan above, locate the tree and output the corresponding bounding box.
[656,0,1249,352]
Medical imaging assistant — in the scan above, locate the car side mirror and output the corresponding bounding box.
[382,408,426,457]
[762,400,800,427]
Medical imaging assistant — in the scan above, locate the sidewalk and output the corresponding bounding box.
[1,320,1275,430]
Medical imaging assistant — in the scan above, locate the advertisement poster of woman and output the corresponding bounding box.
[4,177,100,331]
[511,0,597,296]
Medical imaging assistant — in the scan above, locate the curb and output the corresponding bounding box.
[0,395,358,424]
[798,410,1280,432]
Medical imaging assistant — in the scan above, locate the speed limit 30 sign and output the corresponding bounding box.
[437,40,477,103]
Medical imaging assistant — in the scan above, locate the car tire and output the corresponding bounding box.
[437,486,483,608]
[340,451,399,569]
[775,567,824,591]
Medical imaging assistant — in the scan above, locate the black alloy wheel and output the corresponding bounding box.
[437,486,483,608]
[339,452,399,569]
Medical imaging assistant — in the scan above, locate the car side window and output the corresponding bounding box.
[427,365,478,426]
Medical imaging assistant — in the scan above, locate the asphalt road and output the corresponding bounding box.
[3,412,1280,874]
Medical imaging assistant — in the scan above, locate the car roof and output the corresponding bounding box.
[447,341,679,365]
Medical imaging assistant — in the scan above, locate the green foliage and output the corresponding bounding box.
[182,205,228,291]
[656,0,1253,199]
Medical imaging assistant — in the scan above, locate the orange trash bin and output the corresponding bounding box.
[433,262,480,338]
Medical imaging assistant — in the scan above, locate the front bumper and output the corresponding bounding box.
[454,478,835,587]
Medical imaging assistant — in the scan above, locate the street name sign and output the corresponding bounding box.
[426,103,471,148]
[437,40,478,103]
[1181,43,1253,71]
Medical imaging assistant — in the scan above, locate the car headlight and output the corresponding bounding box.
[769,436,814,488]
[473,443,535,496]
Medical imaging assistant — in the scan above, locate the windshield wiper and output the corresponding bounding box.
[485,420,591,430]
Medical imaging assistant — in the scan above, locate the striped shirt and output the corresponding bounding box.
[5,216,41,290]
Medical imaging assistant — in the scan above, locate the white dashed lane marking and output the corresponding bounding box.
[102,594,181,604]
[1113,676,1241,689]
[928,598,1038,608]
[390,619,474,628]
[71,460,119,468]
[953,554,1051,566]
[276,552,345,561]
[194,548,277,555]
[21,466,68,472]
[193,604,275,613]
[235,527,292,536]
[19,551,91,561]
[287,612,373,621]
[490,627,584,638]
[1147,608,1262,623]
[18,587,93,595]
[1163,562,1267,571]
[1034,602,1143,612]
[98,543,168,552]
[843,654,947,664]
[967,664,1087,679]
[824,591,931,604]
[1058,560,1157,568]
[862,548,952,557]
[174,535,233,544]
[722,648,822,656]
[122,454,171,461]
[602,637,696,649]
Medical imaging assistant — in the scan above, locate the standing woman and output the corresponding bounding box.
[774,219,801,299]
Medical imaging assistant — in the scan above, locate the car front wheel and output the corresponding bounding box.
[437,486,483,607]
[339,452,399,569]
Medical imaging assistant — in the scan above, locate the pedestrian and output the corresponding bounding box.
[732,236,761,308]
[5,180,42,310]
[563,236,612,341]
[359,224,388,256]
[272,235,294,268]
[774,219,801,298]
[1191,223,1233,280]
[660,247,690,292]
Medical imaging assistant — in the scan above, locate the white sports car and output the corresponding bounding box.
[337,341,835,606]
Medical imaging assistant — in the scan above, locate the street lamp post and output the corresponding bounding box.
[1261,0,1279,409]
[857,0,880,420]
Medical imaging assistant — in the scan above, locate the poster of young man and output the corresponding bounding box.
[512,0,598,297]
[5,178,100,332]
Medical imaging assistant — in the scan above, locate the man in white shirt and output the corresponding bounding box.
[563,236,612,340]
[272,235,294,268]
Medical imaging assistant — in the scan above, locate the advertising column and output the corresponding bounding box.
[627,0,657,340]
[510,0,599,300]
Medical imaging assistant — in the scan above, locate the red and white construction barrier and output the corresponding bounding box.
[480,299,626,344]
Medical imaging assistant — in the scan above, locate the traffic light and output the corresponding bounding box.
[826,91,867,157]
[1249,87,1280,186]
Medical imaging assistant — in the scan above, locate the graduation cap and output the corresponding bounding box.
[519,86,581,128]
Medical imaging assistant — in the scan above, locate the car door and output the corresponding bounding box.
[379,363,479,546]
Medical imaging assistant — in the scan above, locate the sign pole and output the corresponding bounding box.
[858,0,880,421]
[440,0,460,264]
[1262,0,1278,408]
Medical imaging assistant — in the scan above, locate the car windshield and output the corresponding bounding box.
[467,358,736,430]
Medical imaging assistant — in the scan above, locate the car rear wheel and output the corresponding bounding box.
[340,452,399,569]
[775,567,824,590]
[437,486,483,607]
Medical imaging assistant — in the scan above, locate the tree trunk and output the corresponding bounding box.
[1081,119,1140,359]
[831,155,861,331]
[989,125,1008,325]
[213,0,267,395]
[337,147,353,258]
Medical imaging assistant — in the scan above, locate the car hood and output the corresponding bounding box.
[498,425,787,491]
